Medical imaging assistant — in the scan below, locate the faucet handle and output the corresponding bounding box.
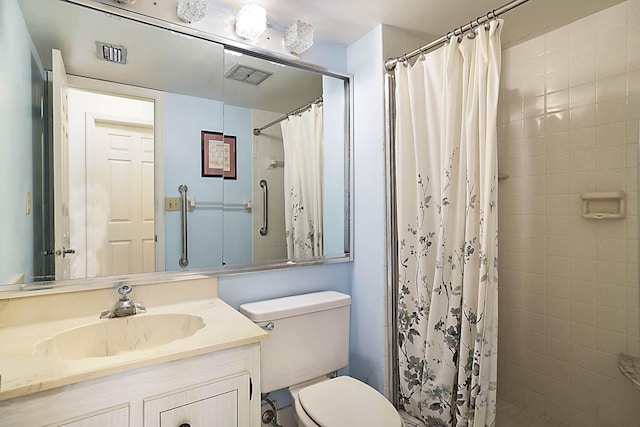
[117,284,133,299]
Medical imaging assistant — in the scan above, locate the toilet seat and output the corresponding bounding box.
[297,376,402,427]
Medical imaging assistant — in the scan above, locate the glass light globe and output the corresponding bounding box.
[177,0,209,23]
[235,4,267,40]
[283,20,314,55]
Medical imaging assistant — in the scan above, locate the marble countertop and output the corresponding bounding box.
[0,297,268,401]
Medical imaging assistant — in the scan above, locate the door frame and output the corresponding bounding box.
[67,75,166,272]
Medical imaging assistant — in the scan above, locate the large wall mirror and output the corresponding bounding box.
[0,0,351,289]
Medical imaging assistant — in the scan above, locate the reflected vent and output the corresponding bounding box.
[225,64,272,85]
[96,42,127,64]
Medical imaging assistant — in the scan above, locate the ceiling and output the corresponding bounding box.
[17,0,323,114]
[218,0,625,48]
[16,0,627,114]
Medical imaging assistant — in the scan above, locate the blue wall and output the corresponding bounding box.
[221,104,253,266]
[164,93,225,270]
[0,0,38,284]
[219,28,389,406]
[164,96,254,270]
[346,26,388,393]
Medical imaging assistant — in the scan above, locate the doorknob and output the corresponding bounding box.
[55,247,76,257]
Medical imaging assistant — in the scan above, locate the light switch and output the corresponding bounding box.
[165,197,180,211]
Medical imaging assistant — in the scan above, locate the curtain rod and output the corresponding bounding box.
[384,0,530,71]
[253,96,323,136]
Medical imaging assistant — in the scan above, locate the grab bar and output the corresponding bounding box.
[259,180,268,236]
[178,184,189,267]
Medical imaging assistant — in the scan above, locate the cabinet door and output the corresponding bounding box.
[55,405,129,427]
[144,373,250,427]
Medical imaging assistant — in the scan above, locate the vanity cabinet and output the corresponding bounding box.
[1,344,261,427]
[56,406,130,427]
[144,373,250,426]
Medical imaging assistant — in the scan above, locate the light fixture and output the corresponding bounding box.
[235,4,267,41]
[115,0,136,4]
[176,0,209,23]
[283,20,314,55]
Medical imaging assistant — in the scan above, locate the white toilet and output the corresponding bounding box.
[239,291,403,427]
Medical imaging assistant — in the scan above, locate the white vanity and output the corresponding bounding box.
[0,278,267,426]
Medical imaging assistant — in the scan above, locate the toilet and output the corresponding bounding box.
[239,291,403,427]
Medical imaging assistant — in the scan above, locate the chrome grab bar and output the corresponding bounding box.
[178,184,189,267]
[259,180,268,236]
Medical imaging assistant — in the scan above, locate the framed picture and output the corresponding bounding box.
[201,131,236,179]
[222,135,237,180]
[201,130,224,177]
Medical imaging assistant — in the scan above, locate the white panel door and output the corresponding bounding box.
[91,120,154,276]
[52,49,72,280]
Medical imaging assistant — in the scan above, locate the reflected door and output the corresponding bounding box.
[90,120,155,276]
[52,49,72,280]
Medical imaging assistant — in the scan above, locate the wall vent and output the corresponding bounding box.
[225,64,272,85]
[96,42,127,64]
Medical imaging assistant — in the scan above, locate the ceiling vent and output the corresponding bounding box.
[225,64,272,85]
[96,42,127,64]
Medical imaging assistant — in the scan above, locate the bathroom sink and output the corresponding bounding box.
[33,314,205,359]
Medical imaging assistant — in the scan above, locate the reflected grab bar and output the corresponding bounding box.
[178,184,189,267]
[259,180,268,236]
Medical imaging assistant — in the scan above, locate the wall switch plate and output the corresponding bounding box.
[26,192,31,215]
[165,197,180,211]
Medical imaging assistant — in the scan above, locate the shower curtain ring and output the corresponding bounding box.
[467,21,476,39]
[457,25,464,42]
[419,46,427,60]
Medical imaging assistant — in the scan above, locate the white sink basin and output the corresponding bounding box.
[33,314,205,359]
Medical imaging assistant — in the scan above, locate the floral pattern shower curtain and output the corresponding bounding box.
[280,104,323,258]
[395,21,502,426]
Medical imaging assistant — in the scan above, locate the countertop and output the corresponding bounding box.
[0,297,267,401]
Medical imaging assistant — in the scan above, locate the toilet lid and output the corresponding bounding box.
[298,376,402,427]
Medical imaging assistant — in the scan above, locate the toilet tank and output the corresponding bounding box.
[239,291,351,393]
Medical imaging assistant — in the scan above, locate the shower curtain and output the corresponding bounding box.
[395,20,501,427]
[280,104,323,258]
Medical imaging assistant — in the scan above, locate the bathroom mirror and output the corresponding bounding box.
[0,0,351,288]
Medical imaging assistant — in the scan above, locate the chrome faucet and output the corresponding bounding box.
[100,284,147,319]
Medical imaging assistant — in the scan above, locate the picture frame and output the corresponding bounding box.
[222,134,237,180]
[201,131,236,179]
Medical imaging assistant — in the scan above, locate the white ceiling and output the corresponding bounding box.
[18,0,323,114]
[218,0,625,48]
[17,0,627,115]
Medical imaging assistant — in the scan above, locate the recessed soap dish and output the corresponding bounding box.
[580,191,625,220]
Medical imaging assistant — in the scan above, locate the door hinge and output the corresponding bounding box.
[249,377,253,400]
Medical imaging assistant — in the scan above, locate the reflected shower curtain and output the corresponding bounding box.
[281,104,323,258]
[395,21,501,427]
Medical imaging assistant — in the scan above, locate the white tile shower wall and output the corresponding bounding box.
[497,2,640,425]
[252,110,287,263]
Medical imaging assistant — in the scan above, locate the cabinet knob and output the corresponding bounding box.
[178,424,191,427]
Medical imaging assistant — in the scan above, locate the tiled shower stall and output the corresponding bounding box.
[496,1,640,425]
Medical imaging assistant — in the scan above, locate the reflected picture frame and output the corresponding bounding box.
[201,131,236,179]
